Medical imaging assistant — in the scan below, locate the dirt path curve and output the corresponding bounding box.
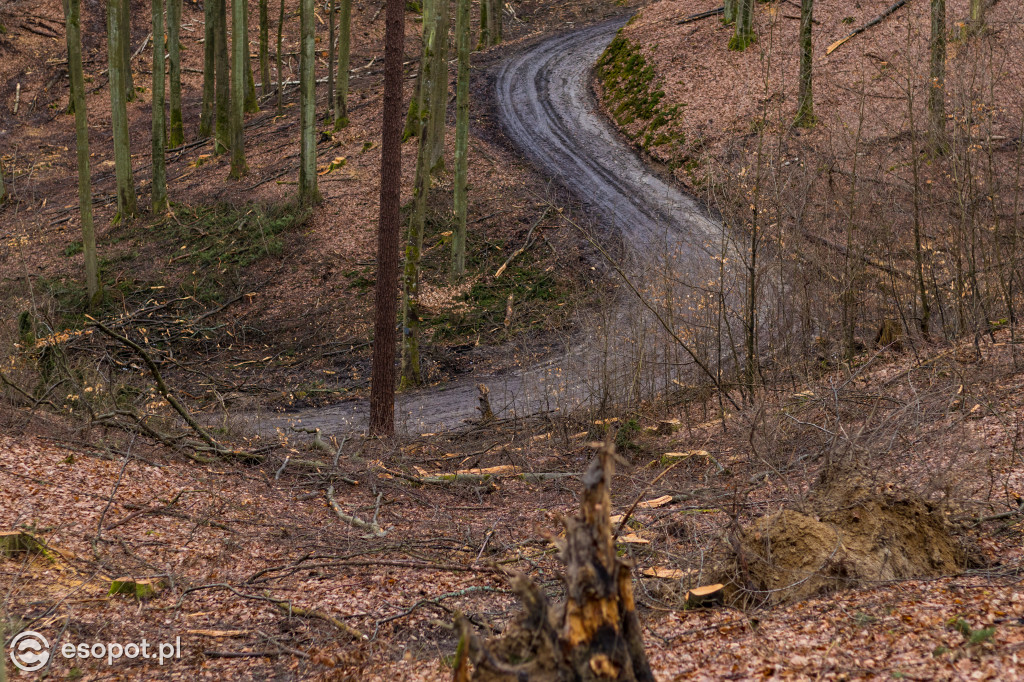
[248,18,721,438]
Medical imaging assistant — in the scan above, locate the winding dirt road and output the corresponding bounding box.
[250,19,723,437]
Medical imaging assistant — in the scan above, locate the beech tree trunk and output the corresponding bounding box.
[260,0,270,97]
[120,0,135,100]
[328,0,336,117]
[64,0,100,303]
[969,0,984,34]
[452,0,470,276]
[456,444,654,681]
[490,0,501,44]
[298,0,319,203]
[334,0,352,129]
[168,0,183,146]
[427,0,449,171]
[477,0,488,50]
[794,0,814,127]
[243,0,259,112]
[230,0,249,177]
[199,0,216,137]
[928,0,947,155]
[151,0,168,210]
[214,0,230,154]
[723,0,737,24]
[0,159,6,204]
[107,0,138,219]
[729,0,755,51]
[369,0,406,436]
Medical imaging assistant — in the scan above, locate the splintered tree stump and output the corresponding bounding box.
[455,443,654,681]
[477,384,495,422]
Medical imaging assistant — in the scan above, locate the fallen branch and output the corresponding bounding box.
[273,598,368,641]
[494,207,551,278]
[678,6,724,24]
[826,0,909,55]
[326,485,386,537]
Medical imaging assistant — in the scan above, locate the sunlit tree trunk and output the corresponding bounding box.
[298,0,319,203]
[168,0,184,147]
[152,0,168,211]
[259,0,270,97]
[369,0,406,436]
[794,0,814,127]
[334,0,352,129]
[243,0,258,112]
[928,0,947,155]
[452,0,469,276]
[729,0,755,51]
[199,0,216,137]
[230,0,249,177]
[107,0,138,219]
[276,0,285,113]
[214,0,230,154]
[64,0,100,304]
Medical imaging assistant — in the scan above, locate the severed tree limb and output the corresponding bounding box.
[326,485,386,537]
[92,321,251,461]
[272,598,368,641]
[678,6,724,24]
[826,0,909,54]
[494,207,550,278]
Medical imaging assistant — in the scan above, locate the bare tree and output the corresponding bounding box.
[151,0,168,210]
[199,0,216,137]
[335,0,352,128]
[452,0,470,275]
[730,0,755,51]
[64,0,100,303]
[260,0,271,97]
[167,0,184,146]
[214,0,230,154]
[298,0,319,203]
[928,0,947,155]
[795,0,815,127]
[230,0,249,178]
[369,0,406,436]
[107,0,138,219]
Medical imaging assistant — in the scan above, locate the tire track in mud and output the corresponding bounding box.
[249,18,723,437]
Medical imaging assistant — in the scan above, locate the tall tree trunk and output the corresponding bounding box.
[328,0,336,117]
[64,0,100,304]
[490,0,501,44]
[214,0,230,154]
[259,0,270,97]
[152,0,168,211]
[230,0,249,177]
[795,0,814,127]
[276,0,285,113]
[298,0,319,203]
[928,0,947,155]
[370,0,406,436]
[729,0,755,51]
[168,0,184,146]
[0,159,6,204]
[452,0,469,276]
[107,0,138,219]
[200,0,216,137]
[120,0,135,100]
[485,0,495,47]
[969,0,985,34]
[404,0,432,142]
[428,0,448,171]
[334,0,352,128]
[723,0,737,24]
[477,0,488,50]
[243,0,259,112]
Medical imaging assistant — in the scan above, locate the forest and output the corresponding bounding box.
[1,0,1023,679]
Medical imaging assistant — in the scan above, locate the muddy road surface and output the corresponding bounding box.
[247,19,724,438]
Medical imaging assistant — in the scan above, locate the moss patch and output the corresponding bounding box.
[597,32,684,153]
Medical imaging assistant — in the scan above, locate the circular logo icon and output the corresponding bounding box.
[9,630,51,672]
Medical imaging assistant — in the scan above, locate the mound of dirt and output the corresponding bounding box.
[723,473,965,605]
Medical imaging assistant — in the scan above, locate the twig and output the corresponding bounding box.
[326,486,386,537]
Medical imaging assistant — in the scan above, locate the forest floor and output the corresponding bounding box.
[2,0,1024,680]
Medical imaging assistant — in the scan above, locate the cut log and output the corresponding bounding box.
[109,577,166,600]
[456,443,654,680]
[685,583,724,608]
[0,531,41,556]
[636,495,673,509]
[641,567,687,580]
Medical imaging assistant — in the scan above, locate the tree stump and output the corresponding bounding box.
[454,443,653,681]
